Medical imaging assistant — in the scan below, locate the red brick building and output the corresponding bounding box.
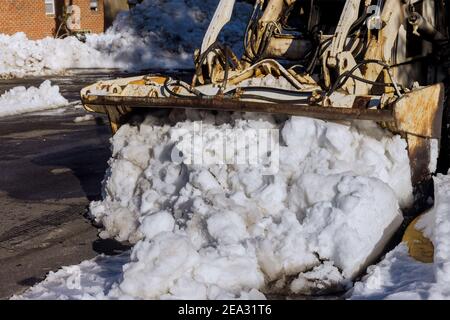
[0,0,105,39]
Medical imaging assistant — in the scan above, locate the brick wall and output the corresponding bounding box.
[0,0,105,40]
[71,0,105,34]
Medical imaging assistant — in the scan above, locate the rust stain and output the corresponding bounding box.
[407,134,432,186]
[393,84,444,138]
[146,76,168,85]
[352,96,372,109]
[129,79,147,85]
[82,95,395,122]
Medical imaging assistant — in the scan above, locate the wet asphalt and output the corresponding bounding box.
[0,70,139,299]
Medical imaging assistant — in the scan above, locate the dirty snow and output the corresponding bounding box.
[350,174,450,300]
[0,80,68,117]
[74,114,95,123]
[0,0,252,78]
[15,111,414,300]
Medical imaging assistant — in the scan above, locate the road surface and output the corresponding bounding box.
[0,71,143,299]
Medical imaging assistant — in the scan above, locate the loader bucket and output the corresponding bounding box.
[80,76,445,191]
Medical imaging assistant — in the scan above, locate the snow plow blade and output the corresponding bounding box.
[81,76,444,189]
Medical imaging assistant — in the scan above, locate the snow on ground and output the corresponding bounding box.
[15,111,413,300]
[0,0,253,78]
[350,174,450,300]
[0,80,68,117]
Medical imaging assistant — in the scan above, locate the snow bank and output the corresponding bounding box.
[350,174,450,300]
[16,112,413,300]
[86,0,251,69]
[0,80,68,117]
[0,0,253,78]
[0,33,113,79]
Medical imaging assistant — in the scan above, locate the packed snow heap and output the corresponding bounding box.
[17,111,416,299]
[0,81,68,117]
[0,0,252,78]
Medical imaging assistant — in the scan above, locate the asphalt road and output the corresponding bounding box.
[0,71,140,299]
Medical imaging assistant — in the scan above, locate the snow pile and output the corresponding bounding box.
[16,112,413,300]
[350,174,450,300]
[0,0,253,78]
[0,80,68,117]
[0,33,113,79]
[86,0,252,69]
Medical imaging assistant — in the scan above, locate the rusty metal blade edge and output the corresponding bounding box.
[82,95,395,122]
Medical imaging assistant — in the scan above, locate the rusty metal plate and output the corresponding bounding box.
[82,95,395,122]
[394,83,445,138]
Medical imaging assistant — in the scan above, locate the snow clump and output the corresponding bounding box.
[0,80,68,117]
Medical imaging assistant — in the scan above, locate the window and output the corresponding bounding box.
[90,0,99,11]
[44,0,55,15]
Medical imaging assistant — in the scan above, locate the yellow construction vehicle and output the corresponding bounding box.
[81,0,450,263]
